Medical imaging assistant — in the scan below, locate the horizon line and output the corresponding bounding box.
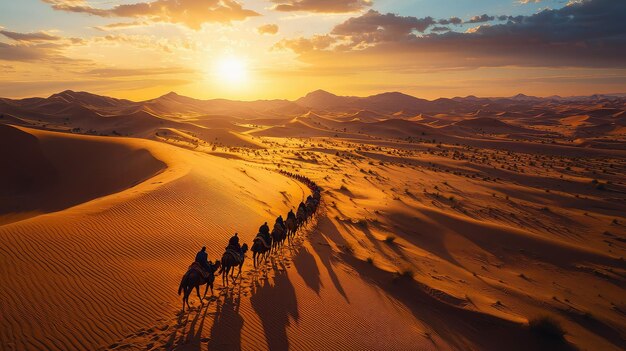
[3,89,626,104]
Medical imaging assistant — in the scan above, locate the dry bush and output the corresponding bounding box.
[528,316,566,341]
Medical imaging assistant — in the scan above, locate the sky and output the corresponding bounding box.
[0,0,625,101]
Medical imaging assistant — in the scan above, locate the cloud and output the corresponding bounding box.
[431,26,450,32]
[93,21,151,31]
[271,0,372,13]
[438,17,462,25]
[276,0,626,70]
[276,10,439,51]
[467,14,495,23]
[0,30,61,42]
[83,66,195,77]
[0,29,87,63]
[274,34,334,52]
[518,0,542,4]
[258,24,279,35]
[42,0,259,30]
[91,34,195,53]
[330,10,436,44]
[0,42,79,63]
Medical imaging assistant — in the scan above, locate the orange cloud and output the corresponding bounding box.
[258,24,279,35]
[93,21,151,31]
[271,0,371,13]
[83,67,195,77]
[0,30,61,42]
[0,29,86,63]
[42,0,259,30]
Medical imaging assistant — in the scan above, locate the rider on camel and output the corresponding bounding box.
[287,209,296,220]
[259,221,271,243]
[226,232,241,252]
[276,215,286,231]
[195,246,211,272]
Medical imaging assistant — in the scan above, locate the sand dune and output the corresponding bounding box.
[0,126,305,350]
[0,124,166,224]
[1,90,625,351]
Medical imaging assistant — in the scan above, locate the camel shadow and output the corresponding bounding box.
[250,264,299,351]
[308,215,351,302]
[293,245,322,295]
[163,298,215,351]
[208,288,244,351]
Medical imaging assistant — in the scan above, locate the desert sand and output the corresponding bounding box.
[1,90,625,351]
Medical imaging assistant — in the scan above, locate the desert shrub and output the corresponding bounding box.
[528,316,565,341]
[384,235,396,244]
[356,219,368,228]
[366,257,374,264]
[342,242,354,254]
[397,266,414,279]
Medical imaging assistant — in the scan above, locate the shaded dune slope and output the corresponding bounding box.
[0,124,166,224]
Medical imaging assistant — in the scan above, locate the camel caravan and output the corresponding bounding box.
[178,171,321,311]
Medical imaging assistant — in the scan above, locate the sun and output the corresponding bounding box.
[214,56,248,85]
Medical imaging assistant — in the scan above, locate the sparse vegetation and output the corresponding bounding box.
[384,235,396,244]
[528,316,566,341]
[396,267,415,279]
[342,242,354,254]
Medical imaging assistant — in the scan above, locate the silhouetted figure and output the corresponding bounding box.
[195,246,211,272]
[259,222,270,235]
[227,233,241,252]
[287,209,296,220]
[259,222,270,242]
[276,215,285,230]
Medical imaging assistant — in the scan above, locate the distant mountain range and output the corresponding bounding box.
[0,89,624,151]
[2,89,625,120]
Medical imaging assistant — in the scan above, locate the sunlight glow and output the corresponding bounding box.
[214,56,248,85]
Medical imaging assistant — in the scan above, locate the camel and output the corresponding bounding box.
[251,234,272,268]
[296,206,307,227]
[219,243,248,286]
[271,223,286,253]
[178,260,221,312]
[285,216,297,244]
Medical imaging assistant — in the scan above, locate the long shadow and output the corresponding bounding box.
[338,218,401,263]
[339,252,578,351]
[309,216,349,301]
[250,264,299,351]
[208,288,244,351]
[559,306,626,349]
[172,299,214,351]
[163,312,191,350]
[293,246,322,295]
[385,210,460,267]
